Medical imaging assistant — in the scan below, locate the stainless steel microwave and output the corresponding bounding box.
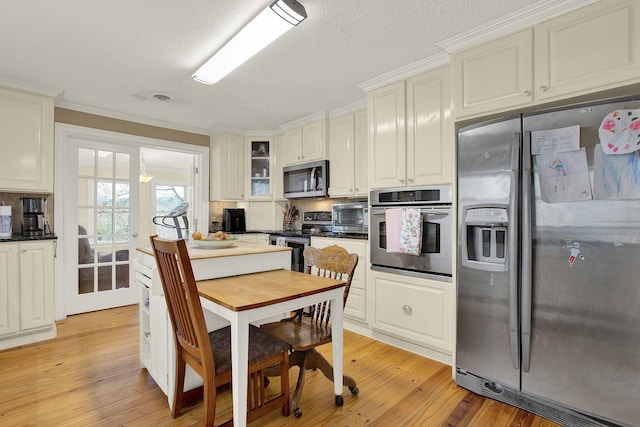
[332,202,368,234]
[283,160,329,199]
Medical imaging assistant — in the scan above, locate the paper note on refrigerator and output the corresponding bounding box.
[536,148,592,203]
[531,125,581,155]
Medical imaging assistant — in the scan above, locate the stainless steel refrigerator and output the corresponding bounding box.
[456,96,640,427]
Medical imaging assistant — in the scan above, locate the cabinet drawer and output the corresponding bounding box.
[372,274,452,353]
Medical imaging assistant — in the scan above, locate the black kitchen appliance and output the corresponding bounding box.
[21,197,48,237]
[268,211,332,272]
[222,208,246,233]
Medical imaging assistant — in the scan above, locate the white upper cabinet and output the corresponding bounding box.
[535,0,640,101]
[301,119,327,162]
[0,87,54,193]
[281,127,303,166]
[406,67,452,186]
[210,133,245,200]
[368,80,407,189]
[453,0,640,119]
[328,109,368,198]
[453,29,534,118]
[281,119,327,167]
[368,66,453,190]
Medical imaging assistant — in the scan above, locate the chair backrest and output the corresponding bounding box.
[150,235,214,373]
[303,245,358,327]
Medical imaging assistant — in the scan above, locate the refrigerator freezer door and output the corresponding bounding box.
[456,117,521,389]
[522,101,640,427]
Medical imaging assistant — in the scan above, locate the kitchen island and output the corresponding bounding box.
[135,241,292,407]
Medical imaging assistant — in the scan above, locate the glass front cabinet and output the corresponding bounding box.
[248,138,272,198]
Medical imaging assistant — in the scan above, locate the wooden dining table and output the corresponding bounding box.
[197,268,346,427]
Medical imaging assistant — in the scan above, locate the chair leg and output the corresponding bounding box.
[280,351,290,417]
[307,349,357,389]
[290,351,311,416]
[172,353,186,418]
[202,368,216,427]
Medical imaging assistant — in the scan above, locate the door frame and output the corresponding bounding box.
[54,123,210,320]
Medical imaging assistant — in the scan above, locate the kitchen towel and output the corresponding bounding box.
[400,208,422,256]
[385,208,402,253]
[276,236,287,246]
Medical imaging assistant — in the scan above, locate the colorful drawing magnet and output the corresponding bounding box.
[599,109,640,155]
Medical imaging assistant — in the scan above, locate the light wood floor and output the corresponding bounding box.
[0,305,561,426]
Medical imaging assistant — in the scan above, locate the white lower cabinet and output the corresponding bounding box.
[0,240,56,350]
[136,258,205,401]
[310,237,367,323]
[234,233,269,244]
[370,270,453,356]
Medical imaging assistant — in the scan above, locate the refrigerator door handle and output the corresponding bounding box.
[508,132,520,370]
[521,131,533,372]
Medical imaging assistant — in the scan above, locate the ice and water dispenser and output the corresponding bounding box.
[462,206,509,271]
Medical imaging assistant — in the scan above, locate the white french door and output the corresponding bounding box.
[62,136,140,315]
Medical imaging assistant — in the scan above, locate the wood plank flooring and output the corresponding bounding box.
[0,305,561,426]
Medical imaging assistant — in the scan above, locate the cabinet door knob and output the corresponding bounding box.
[402,304,412,314]
[408,178,414,183]
[132,232,138,238]
[539,86,548,92]
[354,188,358,192]
[523,90,532,96]
[399,178,405,183]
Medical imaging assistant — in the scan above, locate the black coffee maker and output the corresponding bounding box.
[222,208,246,233]
[21,197,48,236]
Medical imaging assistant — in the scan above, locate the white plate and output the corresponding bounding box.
[193,238,237,249]
[599,108,640,155]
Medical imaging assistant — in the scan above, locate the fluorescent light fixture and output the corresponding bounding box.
[192,0,307,84]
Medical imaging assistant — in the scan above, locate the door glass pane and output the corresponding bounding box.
[78,208,95,235]
[115,182,130,206]
[115,153,129,179]
[77,178,95,205]
[78,148,95,176]
[115,209,130,237]
[97,181,113,206]
[78,266,94,294]
[97,209,113,241]
[97,151,113,178]
[97,265,113,292]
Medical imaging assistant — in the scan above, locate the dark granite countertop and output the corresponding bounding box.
[0,233,57,242]
[208,230,368,241]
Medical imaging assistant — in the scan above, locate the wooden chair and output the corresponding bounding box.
[261,245,359,418]
[149,236,290,427]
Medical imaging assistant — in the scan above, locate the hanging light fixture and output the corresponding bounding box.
[140,155,154,183]
[192,0,307,85]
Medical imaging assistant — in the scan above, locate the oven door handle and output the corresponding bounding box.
[419,210,451,216]
[371,207,450,215]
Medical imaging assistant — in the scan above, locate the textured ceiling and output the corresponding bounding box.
[1,0,543,133]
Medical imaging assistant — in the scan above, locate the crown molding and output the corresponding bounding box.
[56,100,209,135]
[0,76,62,99]
[278,109,329,131]
[357,52,449,93]
[436,0,598,53]
[329,99,367,118]
[208,125,247,135]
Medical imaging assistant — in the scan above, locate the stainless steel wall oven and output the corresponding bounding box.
[370,185,452,281]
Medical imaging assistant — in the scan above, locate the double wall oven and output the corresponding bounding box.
[370,185,453,281]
